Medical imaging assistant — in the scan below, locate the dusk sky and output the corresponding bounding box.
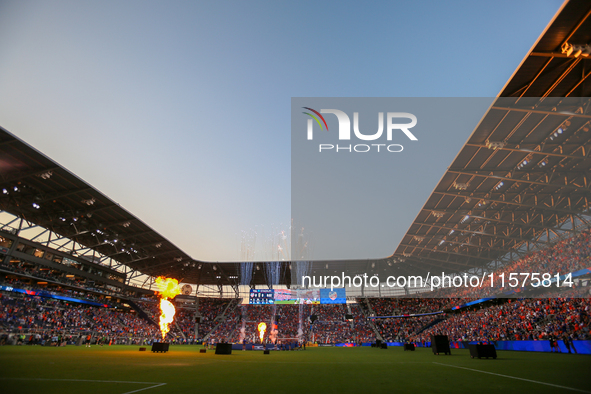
[0,0,562,262]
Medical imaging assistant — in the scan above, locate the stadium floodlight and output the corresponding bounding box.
[81,197,96,205]
[36,170,53,179]
[561,42,591,58]
[431,211,445,218]
[453,182,469,190]
[485,140,506,150]
[517,159,529,169]
[562,42,574,56]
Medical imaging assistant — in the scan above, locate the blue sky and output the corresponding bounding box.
[0,0,563,262]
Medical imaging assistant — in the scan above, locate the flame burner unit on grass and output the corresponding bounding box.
[151,343,170,353]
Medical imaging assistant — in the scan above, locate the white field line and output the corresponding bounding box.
[0,377,167,394]
[121,383,167,394]
[433,362,591,393]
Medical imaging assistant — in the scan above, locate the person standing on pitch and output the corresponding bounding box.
[566,334,577,354]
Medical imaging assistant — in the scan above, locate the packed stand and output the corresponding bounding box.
[0,291,161,343]
[207,301,241,343]
[420,291,591,342]
[431,229,591,299]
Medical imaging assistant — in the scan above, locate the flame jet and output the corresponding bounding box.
[257,322,267,343]
[155,277,181,340]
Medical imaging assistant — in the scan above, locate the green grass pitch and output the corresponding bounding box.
[0,345,589,393]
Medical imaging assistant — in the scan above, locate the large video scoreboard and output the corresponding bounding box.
[248,288,345,304]
[249,289,274,304]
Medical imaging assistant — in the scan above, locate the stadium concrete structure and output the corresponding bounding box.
[0,0,590,347]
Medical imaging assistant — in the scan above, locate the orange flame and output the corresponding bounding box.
[257,322,267,342]
[155,276,181,340]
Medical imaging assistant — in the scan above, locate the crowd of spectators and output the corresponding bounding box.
[232,305,274,343]
[0,276,124,308]
[350,304,374,342]
[367,297,468,316]
[361,297,468,341]
[308,304,374,343]
[432,229,591,299]
[2,289,589,345]
[420,289,591,342]
[276,304,304,338]
[209,303,374,344]
[172,297,234,338]
[1,229,589,346]
[0,292,161,343]
[0,259,144,300]
[207,302,241,343]
[375,315,441,342]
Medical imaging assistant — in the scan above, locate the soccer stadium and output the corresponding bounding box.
[1,1,591,393]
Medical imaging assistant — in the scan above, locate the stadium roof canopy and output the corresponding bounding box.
[0,122,291,290]
[393,0,591,275]
[1,0,591,292]
[0,131,193,283]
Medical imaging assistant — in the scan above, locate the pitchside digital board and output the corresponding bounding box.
[0,285,111,307]
[249,288,344,304]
